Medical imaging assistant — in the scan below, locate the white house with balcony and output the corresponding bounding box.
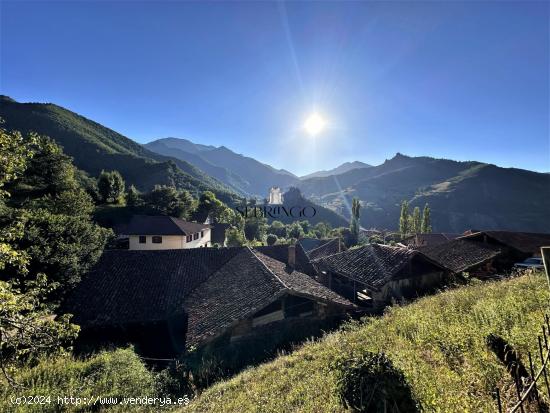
[126,215,211,250]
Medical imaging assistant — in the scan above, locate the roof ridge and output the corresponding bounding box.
[168,216,187,234]
[310,241,361,262]
[248,247,291,290]
[306,238,339,255]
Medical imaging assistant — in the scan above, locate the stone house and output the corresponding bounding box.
[311,244,448,311]
[66,246,354,360]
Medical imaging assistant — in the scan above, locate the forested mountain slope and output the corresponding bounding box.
[0,96,239,204]
[296,153,550,232]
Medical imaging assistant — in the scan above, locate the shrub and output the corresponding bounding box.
[266,234,278,246]
[1,348,158,412]
[332,351,419,413]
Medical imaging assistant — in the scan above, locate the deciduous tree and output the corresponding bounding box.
[125,185,142,208]
[421,203,432,233]
[142,185,195,218]
[266,234,278,246]
[399,200,410,238]
[412,206,421,234]
[225,227,246,247]
[349,198,361,246]
[97,170,125,204]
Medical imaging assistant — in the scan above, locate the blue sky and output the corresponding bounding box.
[1,1,548,175]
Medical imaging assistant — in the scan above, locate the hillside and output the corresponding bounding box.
[300,161,372,180]
[0,96,239,204]
[184,272,548,412]
[145,139,250,195]
[273,187,348,227]
[145,137,299,197]
[297,153,550,232]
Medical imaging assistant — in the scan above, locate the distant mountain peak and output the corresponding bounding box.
[392,152,411,160]
[145,137,299,196]
[300,161,372,180]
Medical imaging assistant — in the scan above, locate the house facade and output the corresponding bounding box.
[126,215,211,250]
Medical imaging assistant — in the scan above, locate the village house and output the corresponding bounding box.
[255,238,346,276]
[418,239,503,278]
[125,215,211,250]
[408,231,550,278]
[311,244,449,311]
[458,231,550,260]
[66,246,354,361]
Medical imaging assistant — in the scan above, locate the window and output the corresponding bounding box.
[193,233,199,240]
[186,235,192,242]
[152,236,162,244]
[139,236,146,244]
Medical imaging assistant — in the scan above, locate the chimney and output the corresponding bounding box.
[288,245,296,269]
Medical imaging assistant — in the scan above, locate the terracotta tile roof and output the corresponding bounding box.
[184,249,354,348]
[458,231,550,255]
[311,244,442,291]
[125,215,210,235]
[419,239,502,273]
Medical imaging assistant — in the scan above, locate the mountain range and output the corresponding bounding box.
[299,161,371,180]
[0,96,345,227]
[296,153,550,232]
[1,95,549,233]
[145,137,298,197]
[0,96,239,205]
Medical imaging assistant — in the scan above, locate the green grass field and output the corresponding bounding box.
[184,272,549,412]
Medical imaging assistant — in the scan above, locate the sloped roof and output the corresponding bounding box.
[307,238,343,261]
[311,244,442,291]
[65,248,241,327]
[419,239,502,273]
[403,233,461,247]
[254,251,353,307]
[254,243,311,272]
[67,246,354,349]
[184,249,354,348]
[298,238,329,252]
[125,215,210,235]
[458,231,550,255]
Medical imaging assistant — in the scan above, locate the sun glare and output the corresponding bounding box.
[303,113,326,136]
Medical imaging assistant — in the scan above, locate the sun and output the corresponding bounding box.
[303,113,326,136]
